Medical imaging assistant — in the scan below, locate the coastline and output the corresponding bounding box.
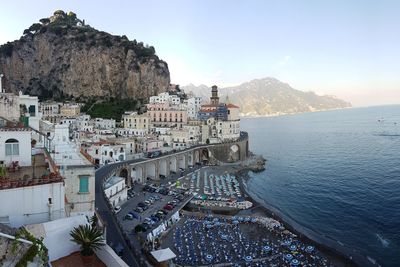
[239,106,353,119]
[236,168,380,267]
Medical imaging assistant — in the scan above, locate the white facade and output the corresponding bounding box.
[216,120,240,141]
[183,125,201,145]
[92,118,116,130]
[40,101,61,116]
[170,129,190,149]
[0,128,32,166]
[149,92,181,105]
[53,125,96,217]
[101,144,126,165]
[186,96,203,119]
[0,182,65,227]
[104,176,128,207]
[116,128,147,137]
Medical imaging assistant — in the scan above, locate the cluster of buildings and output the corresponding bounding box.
[0,71,241,265]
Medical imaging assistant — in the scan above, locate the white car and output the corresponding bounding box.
[114,206,121,214]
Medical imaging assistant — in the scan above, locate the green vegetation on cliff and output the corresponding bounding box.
[81,98,145,121]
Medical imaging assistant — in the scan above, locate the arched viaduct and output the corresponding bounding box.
[110,132,249,186]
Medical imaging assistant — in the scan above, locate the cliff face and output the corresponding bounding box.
[0,11,170,100]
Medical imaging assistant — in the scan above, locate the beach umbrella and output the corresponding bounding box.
[263,245,271,252]
[290,245,297,251]
[291,259,300,266]
[206,254,213,261]
[233,220,239,225]
[305,245,315,253]
[245,256,252,262]
[285,254,293,260]
[251,218,257,223]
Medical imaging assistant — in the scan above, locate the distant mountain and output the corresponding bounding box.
[183,78,351,116]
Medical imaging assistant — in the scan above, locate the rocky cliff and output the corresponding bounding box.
[183,78,351,116]
[0,10,170,100]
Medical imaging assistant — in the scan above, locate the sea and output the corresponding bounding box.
[241,105,400,267]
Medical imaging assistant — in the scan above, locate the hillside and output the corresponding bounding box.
[0,10,170,101]
[183,78,351,116]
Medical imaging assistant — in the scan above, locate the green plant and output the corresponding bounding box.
[0,166,7,177]
[70,225,105,256]
[11,227,49,267]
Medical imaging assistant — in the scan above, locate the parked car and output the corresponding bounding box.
[114,206,122,214]
[134,207,143,213]
[159,209,168,215]
[163,204,173,211]
[124,214,134,220]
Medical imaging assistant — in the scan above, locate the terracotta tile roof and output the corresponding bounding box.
[226,103,240,109]
[51,251,106,267]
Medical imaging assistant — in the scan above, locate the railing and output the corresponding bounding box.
[80,147,95,164]
[0,172,63,190]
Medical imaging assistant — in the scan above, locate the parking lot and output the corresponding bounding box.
[115,182,192,240]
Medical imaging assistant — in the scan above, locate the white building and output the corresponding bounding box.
[116,128,147,137]
[170,128,190,150]
[0,118,65,227]
[186,96,203,119]
[216,120,240,141]
[104,176,128,207]
[0,125,32,166]
[149,92,181,106]
[92,118,116,130]
[19,91,42,131]
[183,124,201,145]
[40,101,61,116]
[52,124,96,217]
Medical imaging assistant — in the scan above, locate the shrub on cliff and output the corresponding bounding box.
[0,42,14,57]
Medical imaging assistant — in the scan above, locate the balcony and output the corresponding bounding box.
[0,150,63,190]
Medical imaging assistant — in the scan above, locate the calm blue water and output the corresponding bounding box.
[241,105,400,267]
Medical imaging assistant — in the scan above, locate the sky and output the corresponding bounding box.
[1,0,399,106]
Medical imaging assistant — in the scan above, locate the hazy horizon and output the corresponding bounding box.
[1,0,399,107]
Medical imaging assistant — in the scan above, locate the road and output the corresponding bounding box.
[95,159,145,267]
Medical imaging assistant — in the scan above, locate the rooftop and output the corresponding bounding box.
[0,150,63,190]
[104,176,125,190]
[53,143,93,166]
[51,251,106,267]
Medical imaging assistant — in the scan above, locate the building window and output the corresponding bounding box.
[5,139,19,156]
[79,176,89,193]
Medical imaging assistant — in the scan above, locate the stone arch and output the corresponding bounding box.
[169,156,177,173]
[159,158,168,177]
[119,167,129,186]
[178,154,186,170]
[146,162,156,180]
[194,150,200,164]
[188,153,194,167]
[229,144,240,162]
[131,165,143,183]
[201,148,210,163]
